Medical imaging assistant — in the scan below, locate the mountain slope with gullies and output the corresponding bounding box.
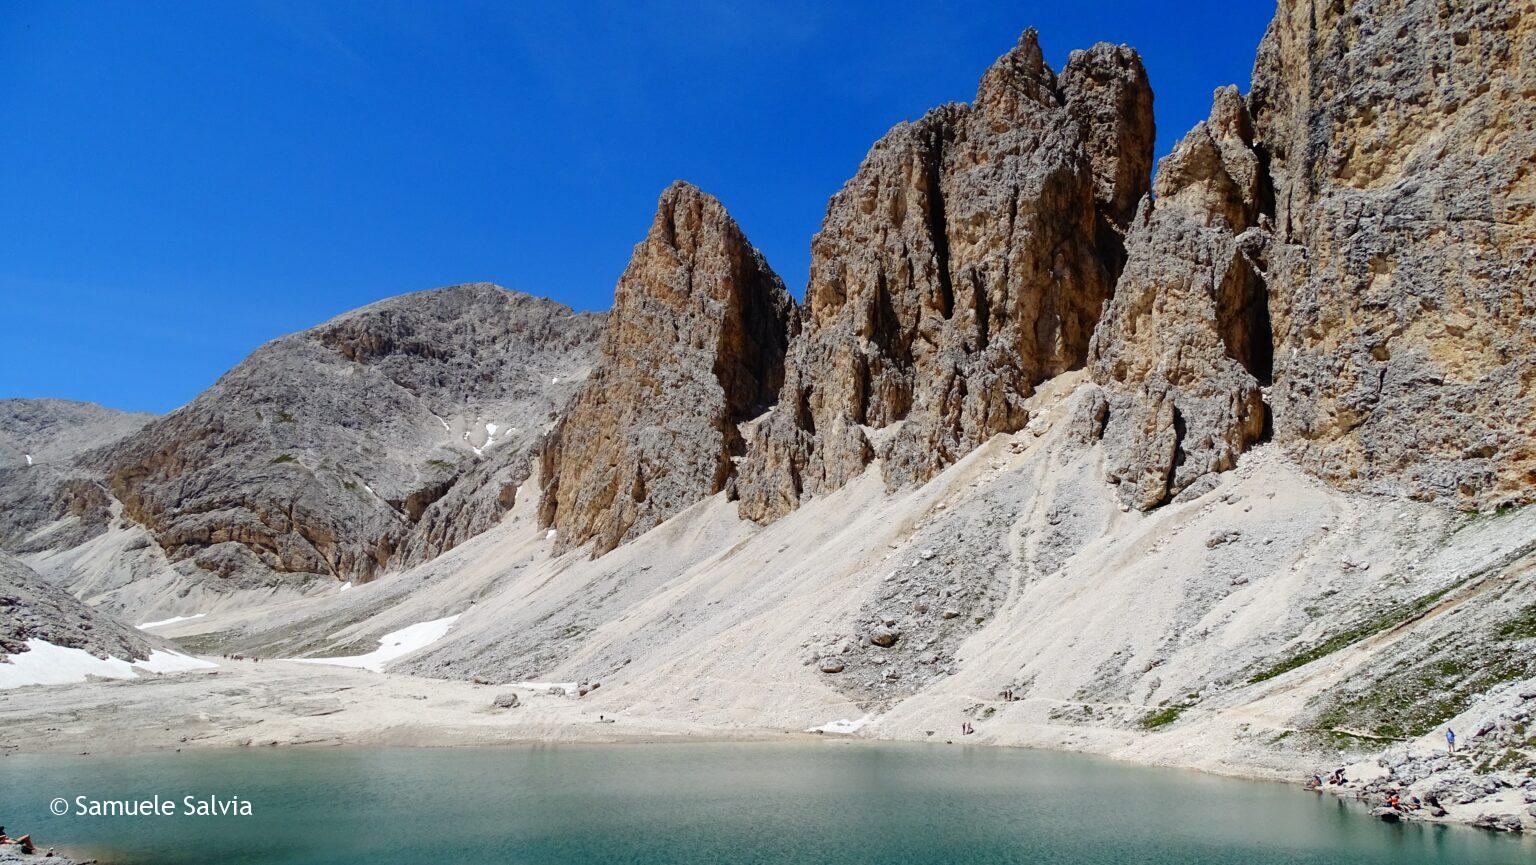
[3,0,1535,835]
[0,285,604,619]
[0,398,153,469]
[0,400,156,556]
[100,283,604,586]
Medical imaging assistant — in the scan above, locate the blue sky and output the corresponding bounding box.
[1,1,1275,413]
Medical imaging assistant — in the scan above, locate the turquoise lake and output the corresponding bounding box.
[1,742,1531,864]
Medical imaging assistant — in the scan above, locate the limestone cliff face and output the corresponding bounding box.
[539,182,795,556]
[737,33,1154,522]
[1251,0,1536,509]
[1086,87,1273,509]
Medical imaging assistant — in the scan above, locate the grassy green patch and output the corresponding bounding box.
[1140,705,1185,730]
[270,454,297,465]
[1496,603,1536,640]
[425,459,455,471]
[1314,647,1532,740]
[1479,749,1531,773]
[275,410,296,423]
[1247,582,1462,684]
[171,630,238,655]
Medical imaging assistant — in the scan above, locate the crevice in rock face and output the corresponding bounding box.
[925,129,956,321]
[974,269,992,352]
[1249,289,1276,386]
[1166,405,1188,503]
[1217,259,1276,387]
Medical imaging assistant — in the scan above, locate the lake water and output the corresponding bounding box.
[1,742,1530,864]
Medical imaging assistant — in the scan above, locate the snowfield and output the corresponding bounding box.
[0,639,216,689]
[289,615,461,673]
[805,714,874,735]
[137,613,208,630]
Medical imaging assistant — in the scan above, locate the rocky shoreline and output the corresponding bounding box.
[1313,682,1536,833]
[0,847,94,865]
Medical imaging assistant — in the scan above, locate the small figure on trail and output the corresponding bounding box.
[1446,727,1456,753]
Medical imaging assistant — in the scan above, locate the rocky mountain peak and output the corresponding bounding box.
[1151,85,1260,231]
[0,398,153,469]
[735,31,1154,522]
[974,28,1057,119]
[1059,42,1156,234]
[85,283,604,586]
[538,182,795,556]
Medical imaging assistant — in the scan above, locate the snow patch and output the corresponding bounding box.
[509,680,579,693]
[291,615,460,673]
[24,454,33,466]
[545,529,558,541]
[338,582,352,593]
[805,713,873,735]
[136,613,207,630]
[0,639,217,690]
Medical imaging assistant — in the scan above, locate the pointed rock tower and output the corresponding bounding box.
[737,31,1154,522]
[1085,87,1273,508]
[539,182,796,555]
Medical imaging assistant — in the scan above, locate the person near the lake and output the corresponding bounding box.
[0,827,37,855]
[1446,727,1456,753]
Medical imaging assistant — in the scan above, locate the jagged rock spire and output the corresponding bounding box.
[539,182,795,555]
[736,30,1155,522]
[1085,87,1272,509]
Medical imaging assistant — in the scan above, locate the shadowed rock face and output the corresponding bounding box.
[99,284,604,584]
[736,32,1154,522]
[1086,87,1273,509]
[538,182,796,556]
[1251,0,1536,509]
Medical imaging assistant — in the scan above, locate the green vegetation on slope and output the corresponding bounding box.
[1247,581,1465,684]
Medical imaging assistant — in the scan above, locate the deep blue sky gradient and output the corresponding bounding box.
[1,1,1275,413]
